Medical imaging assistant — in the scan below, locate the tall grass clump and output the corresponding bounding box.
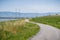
[0,19,40,40]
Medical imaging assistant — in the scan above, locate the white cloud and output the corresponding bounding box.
[20,5,60,13]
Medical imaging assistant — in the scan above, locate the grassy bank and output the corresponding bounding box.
[30,15,60,29]
[0,19,40,40]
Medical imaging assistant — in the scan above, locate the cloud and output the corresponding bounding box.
[0,0,60,13]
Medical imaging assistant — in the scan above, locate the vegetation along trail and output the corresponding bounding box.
[25,19,60,40]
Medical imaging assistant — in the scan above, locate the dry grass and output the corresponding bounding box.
[2,20,26,34]
[0,19,40,40]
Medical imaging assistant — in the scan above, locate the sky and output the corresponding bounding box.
[0,0,60,13]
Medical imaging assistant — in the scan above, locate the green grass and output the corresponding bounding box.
[0,19,40,40]
[30,15,60,29]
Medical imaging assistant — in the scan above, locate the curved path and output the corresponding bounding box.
[25,19,60,40]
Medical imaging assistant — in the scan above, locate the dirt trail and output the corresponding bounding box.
[25,19,60,40]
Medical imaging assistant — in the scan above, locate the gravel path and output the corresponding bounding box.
[25,19,60,40]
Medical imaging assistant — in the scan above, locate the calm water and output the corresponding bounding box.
[0,13,60,22]
[0,19,17,22]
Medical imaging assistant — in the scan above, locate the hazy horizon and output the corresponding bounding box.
[0,0,60,13]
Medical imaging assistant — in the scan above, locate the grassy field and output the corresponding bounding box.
[30,15,60,29]
[0,19,40,40]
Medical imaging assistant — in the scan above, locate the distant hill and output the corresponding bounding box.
[0,12,21,17]
[0,12,60,18]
